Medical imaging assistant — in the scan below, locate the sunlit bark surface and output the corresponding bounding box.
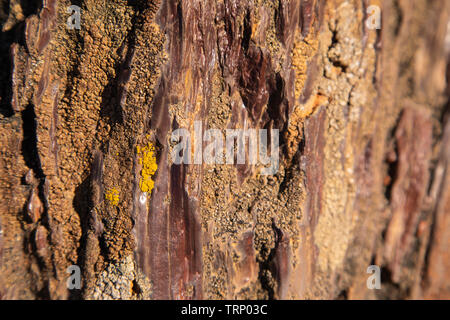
[0,0,449,299]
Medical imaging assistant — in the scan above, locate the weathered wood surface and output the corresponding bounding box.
[0,0,448,299]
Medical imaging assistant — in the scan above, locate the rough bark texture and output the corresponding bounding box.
[0,0,449,300]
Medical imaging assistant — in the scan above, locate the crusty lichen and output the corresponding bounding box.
[105,187,119,206]
[292,30,319,101]
[137,140,157,194]
[90,255,152,300]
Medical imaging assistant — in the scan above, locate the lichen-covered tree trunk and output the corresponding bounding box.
[0,0,449,300]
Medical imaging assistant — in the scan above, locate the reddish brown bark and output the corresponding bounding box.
[0,0,448,299]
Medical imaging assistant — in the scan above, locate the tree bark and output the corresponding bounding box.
[0,0,449,299]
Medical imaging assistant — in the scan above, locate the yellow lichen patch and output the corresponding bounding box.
[137,140,158,194]
[105,188,120,206]
[292,30,319,101]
